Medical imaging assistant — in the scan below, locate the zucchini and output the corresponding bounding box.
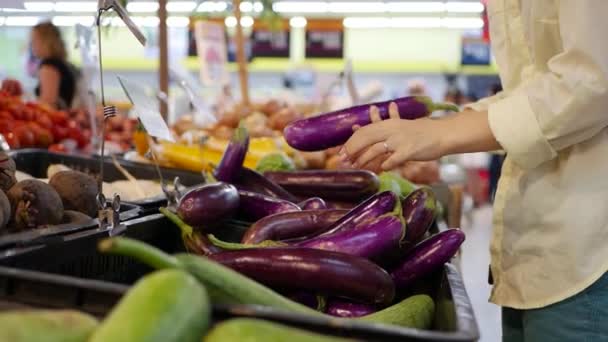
[90,269,210,342]
[0,310,97,342]
[204,318,356,342]
[360,294,435,328]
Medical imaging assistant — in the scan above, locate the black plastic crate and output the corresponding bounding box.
[9,149,205,211]
[0,213,478,341]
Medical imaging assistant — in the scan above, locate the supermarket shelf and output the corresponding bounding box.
[75,57,498,75]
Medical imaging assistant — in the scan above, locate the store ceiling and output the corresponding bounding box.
[0,1,484,28]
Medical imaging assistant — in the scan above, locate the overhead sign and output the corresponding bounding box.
[461,37,491,65]
[251,29,290,58]
[117,76,174,142]
[305,29,343,58]
[194,20,229,86]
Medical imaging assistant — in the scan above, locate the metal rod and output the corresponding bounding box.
[96,10,107,209]
[158,0,169,119]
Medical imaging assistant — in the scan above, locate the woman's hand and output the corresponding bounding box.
[339,102,447,171]
[339,103,500,172]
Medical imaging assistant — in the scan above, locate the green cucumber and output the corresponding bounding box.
[99,238,435,329]
[0,310,97,342]
[204,318,356,342]
[90,269,210,342]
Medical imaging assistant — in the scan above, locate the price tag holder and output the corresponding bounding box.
[170,65,217,127]
[118,76,174,142]
[343,59,360,105]
[98,0,146,46]
[0,0,25,9]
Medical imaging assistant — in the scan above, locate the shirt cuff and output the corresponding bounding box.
[488,93,556,169]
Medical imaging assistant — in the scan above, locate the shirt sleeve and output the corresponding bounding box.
[465,90,508,112]
[487,0,608,169]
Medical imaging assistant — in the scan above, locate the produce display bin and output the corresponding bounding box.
[0,213,478,341]
[9,149,206,211]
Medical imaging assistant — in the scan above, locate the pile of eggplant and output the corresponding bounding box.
[162,124,465,322]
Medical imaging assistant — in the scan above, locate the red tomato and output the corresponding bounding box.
[4,132,20,149]
[29,122,54,147]
[48,111,68,125]
[51,125,69,141]
[36,113,54,130]
[14,125,35,147]
[48,143,67,153]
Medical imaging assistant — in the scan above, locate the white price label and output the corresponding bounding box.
[170,66,217,127]
[118,76,174,142]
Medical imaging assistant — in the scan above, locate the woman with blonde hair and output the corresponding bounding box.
[31,22,78,109]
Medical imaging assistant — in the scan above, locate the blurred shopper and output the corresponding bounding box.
[339,1,608,340]
[31,22,78,109]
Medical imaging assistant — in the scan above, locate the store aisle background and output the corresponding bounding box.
[460,206,501,342]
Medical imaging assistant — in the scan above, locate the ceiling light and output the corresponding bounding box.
[132,16,159,27]
[4,16,40,26]
[224,16,236,27]
[391,17,441,28]
[240,16,254,27]
[54,2,96,12]
[273,1,328,13]
[166,1,196,12]
[24,2,55,12]
[126,2,159,13]
[240,1,253,12]
[328,2,384,13]
[0,17,5,25]
[52,16,95,26]
[343,17,389,29]
[386,2,444,13]
[289,16,307,28]
[167,16,189,27]
[253,1,263,12]
[442,17,484,28]
[445,2,484,13]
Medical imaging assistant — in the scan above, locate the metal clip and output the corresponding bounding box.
[98,194,125,235]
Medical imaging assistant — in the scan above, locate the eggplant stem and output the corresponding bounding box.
[159,207,193,238]
[208,234,285,250]
[98,237,180,270]
[431,102,460,112]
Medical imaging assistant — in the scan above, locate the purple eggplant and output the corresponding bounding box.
[241,209,348,244]
[298,197,327,210]
[237,190,300,221]
[287,292,326,311]
[326,299,376,318]
[177,182,239,227]
[265,170,379,202]
[295,215,404,259]
[402,188,437,243]
[235,167,298,202]
[320,191,398,237]
[390,229,465,289]
[213,122,250,183]
[284,96,459,151]
[209,247,395,304]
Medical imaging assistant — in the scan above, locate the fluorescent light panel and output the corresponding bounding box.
[445,1,484,13]
[289,16,307,28]
[52,15,94,26]
[0,17,5,25]
[126,2,159,13]
[328,2,384,13]
[4,16,40,26]
[386,2,444,13]
[344,16,483,29]
[166,1,196,12]
[197,1,228,12]
[167,16,189,27]
[273,1,328,13]
[24,2,55,12]
[54,1,96,12]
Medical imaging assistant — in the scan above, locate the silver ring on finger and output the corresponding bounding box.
[383,141,390,153]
